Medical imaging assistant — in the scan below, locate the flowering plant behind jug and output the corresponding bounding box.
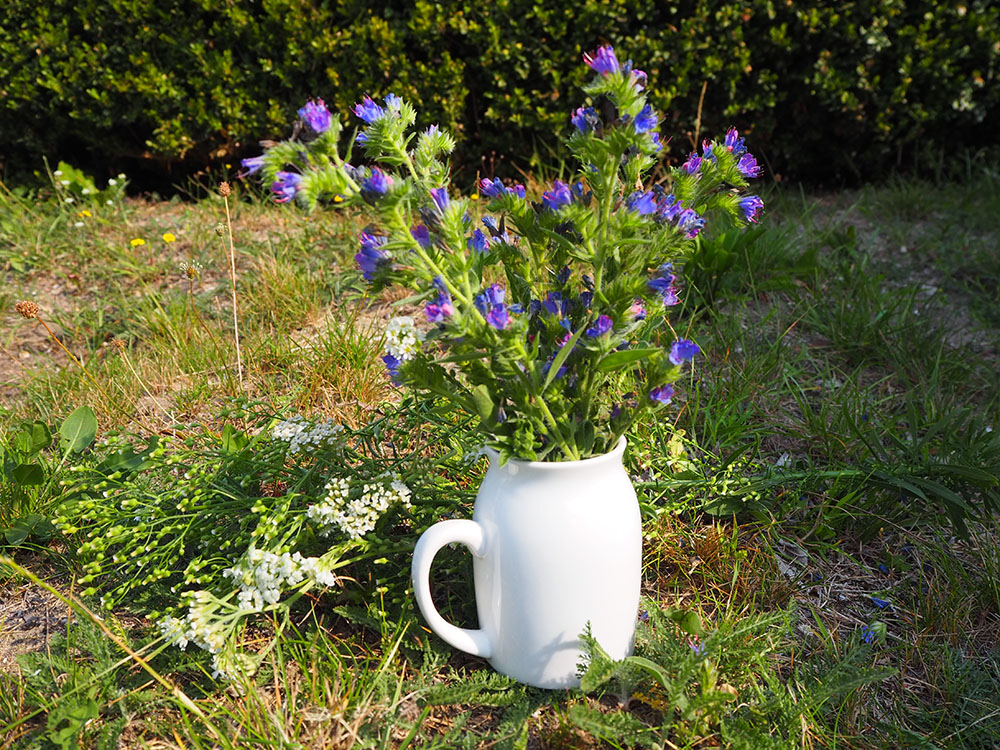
[246,45,763,463]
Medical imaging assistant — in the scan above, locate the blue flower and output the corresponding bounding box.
[510,184,526,199]
[583,45,620,75]
[354,232,390,280]
[240,155,265,176]
[430,186,449,212]
[571,106,600,134]
[382,353,402,382]
[739,195,764,223]
[541,291,567,317]
[649,132,663,152]
[737,153,763,178]
[556,265,571,286]
[670,339,700,365]
[272,171,302,203]
[475,284,511,330]
[633,104,658,134]
[724,127,746,155]
[626,191,657,215]
[629,299,647,321]
[298,98,332,133]
[361,167,391,202]
[410,224,431,248]
[649,384,675,404]
[353,96,385,124]
[630,68,648,90]
[676,208,705,238]
[682,153,702,175]
[384,93,402,112]
[541,180,572,211]
[656,194,682,223]
[586,315,613,337]
[468,229,489,254]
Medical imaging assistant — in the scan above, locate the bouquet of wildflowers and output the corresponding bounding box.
[245,44,763,463]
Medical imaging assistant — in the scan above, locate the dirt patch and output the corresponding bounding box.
[0,578,72,674]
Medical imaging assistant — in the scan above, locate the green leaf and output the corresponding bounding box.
[595,348,660,373]
[221,424,249,453]
[15,421,52,457]
[58,406,97,454]
[471,384,496,428]
[542,325,585,392]
[3,525,29,546]
[11,463,45,486]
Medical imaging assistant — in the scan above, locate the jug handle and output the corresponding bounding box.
[411,519,493,659]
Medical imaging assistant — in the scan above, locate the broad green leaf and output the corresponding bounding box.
[221,424,249,453]
[4,525,29,546]
[58,406,97,454]
[15,421,52,457]
[11,463,44,486]
[595,348,660,373]
[472,384,495,427]
[542,325,585,392]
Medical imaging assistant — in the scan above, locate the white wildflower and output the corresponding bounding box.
[384,316,424,361]
[271,415,344,453]
[307,474,411,540]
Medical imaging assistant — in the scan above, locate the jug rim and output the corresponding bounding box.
[484,436,627,470]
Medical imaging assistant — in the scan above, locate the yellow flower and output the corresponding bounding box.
[130,238,146,247]
[162,232,176,243]
[78,210,92,218]
[333,195,344,203]
[471,192,480,200]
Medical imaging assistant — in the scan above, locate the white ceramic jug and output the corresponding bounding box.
[411,438,642,689]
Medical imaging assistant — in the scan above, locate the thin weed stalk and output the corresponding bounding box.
[219,181,243,385]
[14,300,119,409]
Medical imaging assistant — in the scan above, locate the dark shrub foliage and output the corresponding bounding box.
[1,0,997,187]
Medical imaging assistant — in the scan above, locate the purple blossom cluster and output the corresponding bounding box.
[474,284,511,330]
[479,177,526,199]
[354,231,390,280]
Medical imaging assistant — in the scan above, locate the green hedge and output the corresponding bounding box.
[2,0,998,187]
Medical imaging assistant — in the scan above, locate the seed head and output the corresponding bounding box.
[215,223,226,237]
[15,300,39,319]
[219,181,232,198]
[111,338,126,351]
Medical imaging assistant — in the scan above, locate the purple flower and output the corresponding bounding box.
[630,68,648,90]
[541,291,568,318]
[724,127,746,155]
[626,191,657,215]
[510,184,526,199]
[541,180,572,211]
[656,194,682,223]
[430,186,449,212]
[410,224,431,248]
[272,172,302,203]
[701,140,716,162]
[468,229,489,254]
[649,384,675,404]
[629,299,646,321]
[586,315,613,337]
[670,339,700,365]
[676,208,705,238]
[486,305,510,330]
[737,153,763,178]
[353,96,385,124]
[354,232,390,280]
[425,280,454,324]
[571,106,600,134]
[633,104,658,134]
[583,45,620,75]
[361,167,391,202]
[382,353,402,382]
[739,195,764,223]
[556,265,571,286]
[682,153,702,175]
[355,131,369,145]
[649,132,663,152]
[479,178,507,198]
[240,155,265,177]
[298,99,332,133]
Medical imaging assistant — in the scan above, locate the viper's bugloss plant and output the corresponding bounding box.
[247,45,763,462]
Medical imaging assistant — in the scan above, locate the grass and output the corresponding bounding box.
[1,162,999,748]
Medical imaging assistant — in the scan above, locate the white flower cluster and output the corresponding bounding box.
[384,316,424,361]
[271,415,344,453]
[307,474,412,540]
[157,591,227,654]
[222,548,340,612]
